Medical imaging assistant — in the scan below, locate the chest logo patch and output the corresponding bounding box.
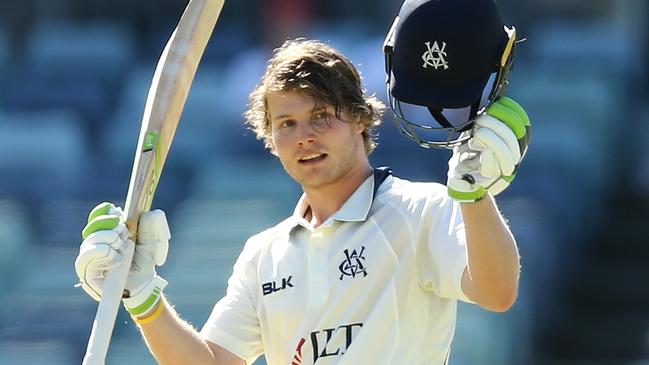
[338,246,368,280]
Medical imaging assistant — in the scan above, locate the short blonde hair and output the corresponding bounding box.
[245,39,385,154]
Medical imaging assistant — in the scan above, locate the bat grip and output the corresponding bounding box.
[82,240,135,365]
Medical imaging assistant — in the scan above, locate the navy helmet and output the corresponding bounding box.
[384,0,518,148]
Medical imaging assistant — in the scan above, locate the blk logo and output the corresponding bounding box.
[292,323,363,364]
[422,41,449,70]
[261,276,293,296]
[339,246,368,280]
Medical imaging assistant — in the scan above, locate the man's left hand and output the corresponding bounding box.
[447,97,531,203]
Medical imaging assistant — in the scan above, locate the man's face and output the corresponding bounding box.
[268,91,367,190]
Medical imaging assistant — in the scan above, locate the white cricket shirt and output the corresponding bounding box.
[200,170,472,365]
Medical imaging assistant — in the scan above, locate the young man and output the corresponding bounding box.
[75,1,530,364]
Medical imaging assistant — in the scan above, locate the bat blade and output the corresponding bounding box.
[125,0,224,232]
[82,1,225,364]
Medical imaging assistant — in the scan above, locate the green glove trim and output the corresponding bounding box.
[82,215,121,240]
[495,97,530,127]
[502,174,516,183]
[486,101,526,139]
[448,186,486,202]
[127,287,162,316]
[87,202,114,223]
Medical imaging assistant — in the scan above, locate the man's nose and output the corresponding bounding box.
[297,120,316,145]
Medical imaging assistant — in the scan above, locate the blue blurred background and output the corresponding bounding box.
[0,0,648,364]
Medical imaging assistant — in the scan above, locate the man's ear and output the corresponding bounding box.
[354,119,365,135]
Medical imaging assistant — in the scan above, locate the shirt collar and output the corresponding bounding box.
[287,175,372,230]
[287,167,393,230]
[332,173,375,222]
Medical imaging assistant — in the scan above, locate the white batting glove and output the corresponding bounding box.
[75,202,170,318]
[447,97,531,203]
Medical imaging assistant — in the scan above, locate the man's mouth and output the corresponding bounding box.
[298,153,327,164]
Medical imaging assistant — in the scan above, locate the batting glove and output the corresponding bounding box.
[447,97,531,203]
[75,202,170,318]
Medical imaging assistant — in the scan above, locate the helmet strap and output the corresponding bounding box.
[426,100,480,132]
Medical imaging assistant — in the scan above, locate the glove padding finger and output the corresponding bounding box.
[477,148,500,179]
[485,100,527,139]
[486,97,531,159]
[137,209,170,266]
[474,114,521,162]
[472,122,517,176]
[75,229,131,301]
[82,202,128,240]
[77,232,126,271]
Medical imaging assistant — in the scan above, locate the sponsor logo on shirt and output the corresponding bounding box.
[291,337,306,365]
[262,275,294,296]
[338,246,368,280]
[292,323,364,364]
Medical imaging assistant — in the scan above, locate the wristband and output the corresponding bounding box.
[133,300,164,325]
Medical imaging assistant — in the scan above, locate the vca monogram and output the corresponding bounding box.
[338,246,368,280]
[422,41,449,70]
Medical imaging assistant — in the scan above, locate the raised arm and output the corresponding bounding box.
[445,97,531,311]
[460,195,519,312]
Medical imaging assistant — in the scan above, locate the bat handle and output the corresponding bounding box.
[82,240,135,365]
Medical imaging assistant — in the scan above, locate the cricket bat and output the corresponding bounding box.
[82,0,224,363]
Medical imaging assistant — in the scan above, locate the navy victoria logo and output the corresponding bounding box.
[338,246,368,280]
[422,41,449,70]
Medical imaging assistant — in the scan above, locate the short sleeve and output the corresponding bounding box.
[417,194,473,303]
[200,238,264,364]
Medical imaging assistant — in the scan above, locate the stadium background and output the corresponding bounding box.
[0,0,648,364]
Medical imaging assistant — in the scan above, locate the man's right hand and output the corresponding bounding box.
[75,202,170,319]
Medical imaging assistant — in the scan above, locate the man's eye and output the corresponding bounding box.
[279,120,295,128]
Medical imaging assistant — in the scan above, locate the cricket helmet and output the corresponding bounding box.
[384,0,518,148]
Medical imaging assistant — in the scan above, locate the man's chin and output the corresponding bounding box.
[294,171,336,190]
